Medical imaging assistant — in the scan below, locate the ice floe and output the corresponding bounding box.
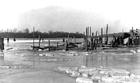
[57,66,140,83]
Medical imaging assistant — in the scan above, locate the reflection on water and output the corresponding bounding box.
[27,51,140,74]
[83,52,140,73]
[3,38,140,74]
[83,54,109,67]
[0,52,4,65]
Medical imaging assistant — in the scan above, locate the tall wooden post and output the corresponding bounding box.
[85,27,88,51]
[94,31,98,49]
[131,27,134,45]
[132,27,134,36]
[101,28,103,45]
[96,31,98,44]
[89,26,92,49]
[87,27,89,37]
[90,26,91,37]
[91,36,93,50]
[105,24,108,45]
[86,27,88,37]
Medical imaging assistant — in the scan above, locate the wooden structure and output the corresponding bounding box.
[31,25,140,51]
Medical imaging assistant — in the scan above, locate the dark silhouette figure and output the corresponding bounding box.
[62,38,65,42]
[13,37,16,42]
[7,37,9,43]
[65,40,68,51]
[0,37,4,51]
[93,38,97,50]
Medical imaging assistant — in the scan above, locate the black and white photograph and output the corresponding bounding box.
[0,0,140,83]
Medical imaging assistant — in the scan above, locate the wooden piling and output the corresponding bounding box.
[105,24,108,45]
[87,27,89,37]
[90,26,91,37]
[96,31,98,47]
[101,28,103,45]
[90,36,93,50]
[86,27,88,51]
[132,27,134,36]
[89,26,92,49]
[86,27,87,36]
[132,27,133,31]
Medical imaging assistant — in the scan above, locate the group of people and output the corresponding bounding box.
[7,37,16,43]
[111,35,140,47]
[83,37,98,51]
[111,35,124,47]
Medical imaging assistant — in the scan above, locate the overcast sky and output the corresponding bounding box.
[0,0,140,32]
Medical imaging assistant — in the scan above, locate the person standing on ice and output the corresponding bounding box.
[7,37,9,43]
[93,38,97,50]
[0,36,4,51]
[13,37,16,42]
